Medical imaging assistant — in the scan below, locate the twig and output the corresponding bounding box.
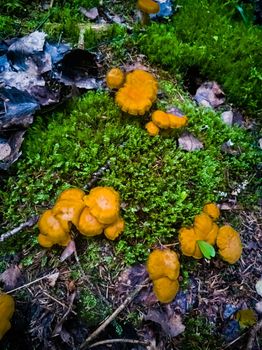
[84,160,111,190]
[246,319,262,350]
[222,331,248,350]
[6,272,58,294]
[49,0,54,8]
[41,290,77,315]
[0,216,39,242]
[80,278,149,349]
[89,338,149,348]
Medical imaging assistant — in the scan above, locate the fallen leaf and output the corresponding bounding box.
[255,278,262,296]
[221,111,233,126]
[0,264,23,290]
[79,6,99,20]
[167,106,185,117]
[197,240,216,259]
[60,240,76,262]
[178,132,203,151]
[255,301,262,314]
[194,81,225,108]
[236,309,257,328]
[46,272,60,287]
[145,307,185,337]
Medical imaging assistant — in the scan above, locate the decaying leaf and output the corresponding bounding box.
[255,301,262,314]
[145,307,185,337]
[178,132,203,151]
[0,131,26,170]
[79,6,99,20]
[60,240,76,262]
[46,272,60,287]
[115,264,156,305]
[221,111,233,126]
[236,309,257,328]
[194,81,225,108]
[255,278,262,297]
[0,264,23,290]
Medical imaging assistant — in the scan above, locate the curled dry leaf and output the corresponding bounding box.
[178,132,203,151]
[46,272,60,287]
[255,278,262,297]
[60,240,76,262]
[0,264,23,291]
[145,307,185,337]
[194,81,225,108]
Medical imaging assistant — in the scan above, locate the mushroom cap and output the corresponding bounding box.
[179,220,218,259]
[137,0,160,14]
[203,203,220,221]
[104,216,125,240]
[106,68,125,89]
[168,114,188,128]
[52,199,85,226]
[216,225,242,264]
[57,188,85,202]
[145,121,160,136]
[153,277,179,303]
[115,70,158,116]
[178,227,197,257]
[83,187,120,225]
[37,234,54,248]
[193,212,214,240]
[152,110,170,129]
[146,248,180,281]
[0,294,15,340]
[77,207,105,236]
[38,209,71,247]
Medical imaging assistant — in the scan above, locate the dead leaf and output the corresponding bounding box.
[46,272,59,287]
[167,106,185,117]
[60,240,76,262]
[194,81,225,108]
[221,111,233,126]
[0,264,23,290]
[178,132,204,151]
[124,63,149,72]
[255,301,262,314]
[79,6,99,20]
[145,307,185,337]
[255,278,262,296]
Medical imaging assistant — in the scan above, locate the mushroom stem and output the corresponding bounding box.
[140,11,150,25]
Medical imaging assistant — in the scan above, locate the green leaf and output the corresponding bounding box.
[197,240,216,259]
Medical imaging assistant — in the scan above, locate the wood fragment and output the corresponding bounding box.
[0,216,39,242]
[80,278,149,349]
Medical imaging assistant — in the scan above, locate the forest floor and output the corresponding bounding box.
[0,1,261,350]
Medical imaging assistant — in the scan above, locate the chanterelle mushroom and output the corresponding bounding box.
[137,0,160,25]
[216,225,242,264]
[106,68,125,89]
[0,294,15,340]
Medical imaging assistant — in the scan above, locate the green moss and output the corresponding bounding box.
[137,0,262,117]
[182,315,223,349]
[1,84,260,263]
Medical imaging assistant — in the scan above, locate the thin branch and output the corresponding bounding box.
[6,272,58,294]
[246,319,262,350]
[80,278,149,349]
[84,161,111,190]
[89,338,149,348]
[0,216,39,242]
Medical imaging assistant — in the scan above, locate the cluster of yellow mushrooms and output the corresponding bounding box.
[145,203,242,303]
[0,71,244,341]
[38,186,125,247]
[106,67,188,136]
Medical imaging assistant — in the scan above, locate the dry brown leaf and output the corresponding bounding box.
[0,264,23,290]
[145,307,185,337]
[60,240,76,262]
[178,132,204,151]
[46,272,60,287]
[194,81,225,108]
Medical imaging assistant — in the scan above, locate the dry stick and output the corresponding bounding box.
[80,278,149,350]
[0,216,39,242]
[89,339,150,348]
[246,319,262,350]
[6,272,58,294]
